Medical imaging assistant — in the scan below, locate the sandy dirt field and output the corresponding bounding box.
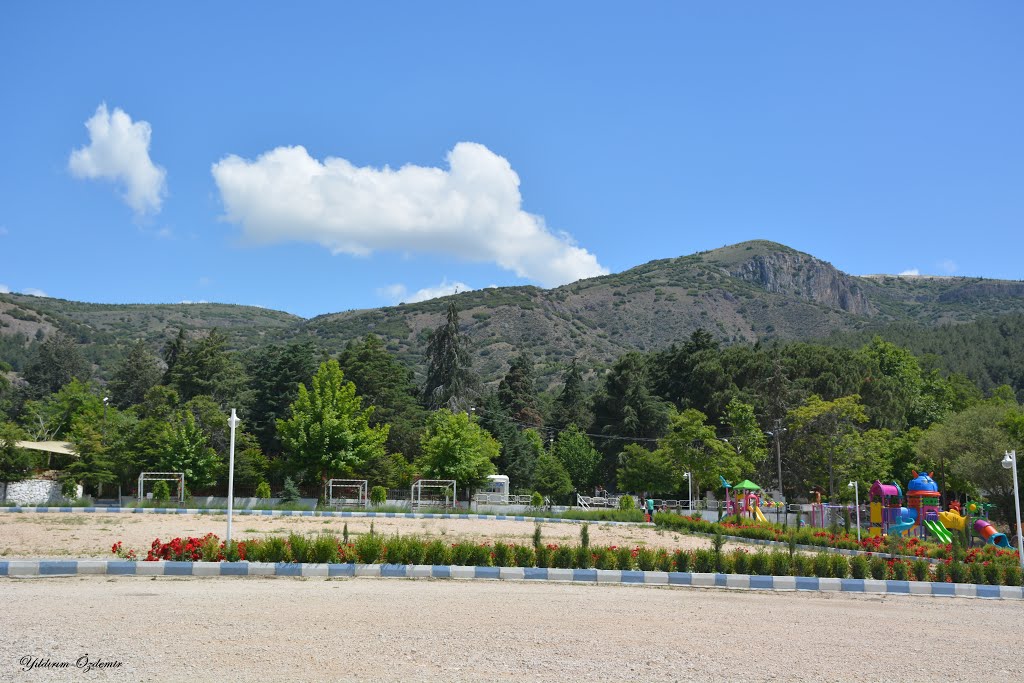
[1,576,1021,682]
[0,513,728,558]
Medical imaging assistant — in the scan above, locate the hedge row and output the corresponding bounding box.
[115,532,1024,587]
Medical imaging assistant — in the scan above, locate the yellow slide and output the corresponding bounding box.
[938,510,965,532]
[754,506,768,523]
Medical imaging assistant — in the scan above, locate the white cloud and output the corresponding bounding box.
[179,300,208,304]
[211,142,608,287]
[378,279,472,304]
[0,284,9,293]
[898,268,920,276]
[938,259,958,274]
[22,288,47,297]
[69,103,167,215]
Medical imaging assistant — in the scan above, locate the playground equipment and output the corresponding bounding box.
[720,477,769,522]
[973,518,1012,549]
[938,508,966,532]
[868,480,912,537]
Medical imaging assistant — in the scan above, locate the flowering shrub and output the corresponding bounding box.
[110,541,137,561]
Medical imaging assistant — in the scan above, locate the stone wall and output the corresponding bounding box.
[0,479,81,505]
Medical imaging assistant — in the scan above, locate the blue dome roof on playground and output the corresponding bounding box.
[907,472,938,492]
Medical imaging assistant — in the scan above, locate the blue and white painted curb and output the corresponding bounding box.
[681,531,964,565]
[0,506,649,527]
[1,560,1020,600]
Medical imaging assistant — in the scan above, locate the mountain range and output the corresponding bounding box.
[3,240,1023,387]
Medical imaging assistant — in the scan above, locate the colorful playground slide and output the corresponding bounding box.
[888,518,916,537]
[973,519,1012,548]
[923,519,952,544]
[753,506,768,523]
[938,510,966,532]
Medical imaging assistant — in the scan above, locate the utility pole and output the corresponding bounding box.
[773,419,784,501]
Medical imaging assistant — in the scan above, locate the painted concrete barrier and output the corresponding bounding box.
[0,559,1019,600]
[0,506,649,527]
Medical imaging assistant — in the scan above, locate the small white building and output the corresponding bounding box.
[483,475,510,504]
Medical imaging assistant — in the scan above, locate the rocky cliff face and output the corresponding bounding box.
[728,252,873,315]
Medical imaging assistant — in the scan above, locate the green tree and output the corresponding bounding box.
[552,358,591,430]
[551,424,602,493]
[0,422,33,501]
[158,410,221,489]
[787,394,868,500]
[590,352,671,476]
[63,419,117,497]
[616,444,677,494]
[245,340,320,454]
[108,340,162,409]
[21,379,105,441]
[497,353,542,426]
[722,398,768,465]
[276,360,389,484]
[856,337,923,431]
[22,331,89,398]
[477,392,537,491]
[417,409,498,493]
[422,300,477,412]
[338,334,425,460]
[166,329,249,406]
[532,451,573,499]
[658,408,739,497]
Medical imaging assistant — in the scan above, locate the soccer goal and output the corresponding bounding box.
[325,479,369,509]
[410,479,457,511]
[137,472,185,504]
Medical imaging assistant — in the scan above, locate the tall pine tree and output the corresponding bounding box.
[423,300,477,412]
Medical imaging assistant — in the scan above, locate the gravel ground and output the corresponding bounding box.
[0,513,729,558]
[1,576,1021,682]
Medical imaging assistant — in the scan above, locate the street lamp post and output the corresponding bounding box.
[226,409,240,543]
[766,421,786,501]
[1002,450,1023,568]
[847,481,860,542]
[683,472,692,513]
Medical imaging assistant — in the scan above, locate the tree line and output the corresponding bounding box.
[0,301,1022,518]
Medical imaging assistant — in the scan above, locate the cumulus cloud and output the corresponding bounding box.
[938,259,958,274]
[69,103,167,214]
[211,142,608,287]
[379,279,472,304]
[898,268,920,276]
[22,288,47,297]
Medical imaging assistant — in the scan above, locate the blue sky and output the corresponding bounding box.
[1,3,1021,318]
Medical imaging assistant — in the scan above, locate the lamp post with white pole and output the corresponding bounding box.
[847,481,860,543]
[1002,450,1023,568]
[226,409,240,543]
[683,472,692,513]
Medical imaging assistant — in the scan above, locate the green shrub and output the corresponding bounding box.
[615,546,634,570]
[424,539,451,565]
[575,545,593,569]
[968,562,987,585]
[469,543,492,567]
[912,559,930,582]
[260,537,289,563]
[533,523,543,549]
[535,545,552,568]
[813,553,833,578]
[404,538,425,565]
[199,535,221,562]
[749,551,771,576]
[553,545,574,569]
[618,495,635,511]
[223,539,243,562]
[342,523,349,544]
[672,549,691,573]
[254,481,272,499]
[151,480,171,503]
[655,549,672,572]
[949,561,967,584]
[531,492,544,508]
[829,553,848,579]
[893,561,910,581]
[309,535,341,563]
[850,555,869,579]
[731,549,751,575]
[770,551,792,576]
[370,486,387,506]
[493,542,514,568]
[513,545,535,568]
[579,524,590,550]
[934,562,948,583]
[288,533,310,563]
[869,557,886,580]
[450,542,474,565]
[280,477,301,503]
[1003,564,1022,586]
[983,562,1002,586]
[384,536,406,564]
[636,547,656,571]
[693,549,715,573]
[794,555,814,577]
[594,547,616,570]
[354,532,384,563]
